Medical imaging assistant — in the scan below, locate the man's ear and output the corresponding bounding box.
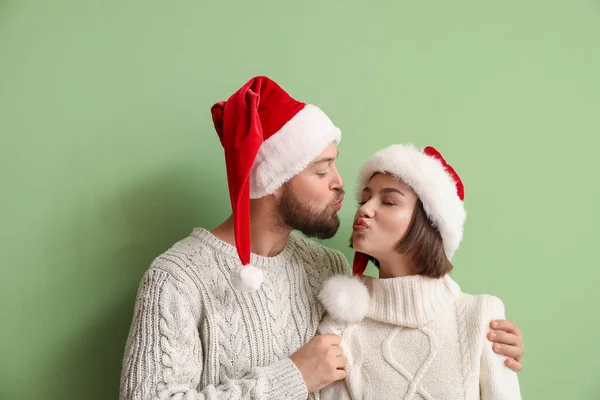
[270,185,285,201]
[271,176,297,202]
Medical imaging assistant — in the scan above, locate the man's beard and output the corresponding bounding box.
[276,186,342,239]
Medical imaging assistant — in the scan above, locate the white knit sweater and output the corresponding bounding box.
[120,227,348,400]
[318,275,521,400]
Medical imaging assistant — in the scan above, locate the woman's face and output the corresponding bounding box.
[352,173,419,261]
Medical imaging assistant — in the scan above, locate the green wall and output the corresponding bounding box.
[1,1,599,398]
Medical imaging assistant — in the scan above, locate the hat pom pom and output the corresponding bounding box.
[318,275,370,323]
[230,264,264,293]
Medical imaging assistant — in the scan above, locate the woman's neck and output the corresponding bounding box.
[377,252,418,279]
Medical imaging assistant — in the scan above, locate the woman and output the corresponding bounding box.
[318,144,521,399]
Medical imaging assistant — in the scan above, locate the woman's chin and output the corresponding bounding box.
[351,234,370,254]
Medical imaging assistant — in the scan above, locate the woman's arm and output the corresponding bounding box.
[480,296,522,400]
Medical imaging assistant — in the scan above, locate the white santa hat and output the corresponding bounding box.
[319,144,466,322]
[211,76,341,292]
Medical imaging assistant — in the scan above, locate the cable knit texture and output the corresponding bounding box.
[120,228,348,400]
[318,275,521,400]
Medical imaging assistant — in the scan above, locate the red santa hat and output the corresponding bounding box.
[319,144,466,322]
[211,76,341,292]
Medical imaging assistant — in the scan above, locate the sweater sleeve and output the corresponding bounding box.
[480,296,522,400]
[119,268,308,400]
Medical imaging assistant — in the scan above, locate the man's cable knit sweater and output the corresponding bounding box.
[120,228,348,400]
[318,275,521,399]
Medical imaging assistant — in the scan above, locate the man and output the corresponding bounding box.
[120,76,524,400]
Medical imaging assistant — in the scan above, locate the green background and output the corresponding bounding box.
[1,1,599,398]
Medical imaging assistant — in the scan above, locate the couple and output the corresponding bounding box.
[119,76,523,399]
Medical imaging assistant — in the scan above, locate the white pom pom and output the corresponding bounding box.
[230,264,264,293]
[318,275,370,323]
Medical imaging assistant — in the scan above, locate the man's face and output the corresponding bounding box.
[276,142,345,239]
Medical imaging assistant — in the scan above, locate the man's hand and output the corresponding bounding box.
[488,319,524,372]
[290,334,347,393]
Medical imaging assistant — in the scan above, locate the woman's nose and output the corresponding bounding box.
[358,202,375,218]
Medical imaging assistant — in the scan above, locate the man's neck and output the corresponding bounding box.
[211,204,291,258]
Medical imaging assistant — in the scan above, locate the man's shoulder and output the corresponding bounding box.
[148,228,221,281]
